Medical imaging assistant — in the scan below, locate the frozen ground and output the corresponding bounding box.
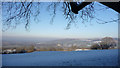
[2,49,118,66]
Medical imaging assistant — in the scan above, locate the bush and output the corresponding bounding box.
[91,44,101,50]
[100,42,110,49]
[20,49,26,53]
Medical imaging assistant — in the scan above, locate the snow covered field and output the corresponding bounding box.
[2,49,118,66]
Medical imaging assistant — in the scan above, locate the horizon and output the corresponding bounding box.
[2,35,118,41]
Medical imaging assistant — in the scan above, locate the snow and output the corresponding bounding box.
[2,49,118,66]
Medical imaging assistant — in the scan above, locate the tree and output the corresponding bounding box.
[2,1,120,31]
[91,37,117,50]
[100,37,116,49]
[90,43,101,50]
[70,2,120,14]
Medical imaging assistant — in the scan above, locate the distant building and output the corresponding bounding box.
[75,49,83,51]
[87,45,92,47]
[94,41,101,43]
[114,46,118,49]
[12,49,16,53]
[2,49,16,54]
[57,43,61,47]
[75,48,90,51]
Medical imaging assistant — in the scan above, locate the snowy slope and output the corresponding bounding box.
[2,49,118,66]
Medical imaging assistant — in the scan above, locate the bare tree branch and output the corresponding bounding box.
[2,2,119,31]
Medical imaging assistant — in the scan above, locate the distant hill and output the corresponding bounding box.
[35,38,99,48]
[2,37,118,48]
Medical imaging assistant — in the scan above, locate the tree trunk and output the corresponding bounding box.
[100,2,120,13]
[70,2,120,14]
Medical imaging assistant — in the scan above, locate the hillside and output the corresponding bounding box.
[3,49,118,66]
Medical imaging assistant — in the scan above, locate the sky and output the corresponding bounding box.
[2,2,119,39]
